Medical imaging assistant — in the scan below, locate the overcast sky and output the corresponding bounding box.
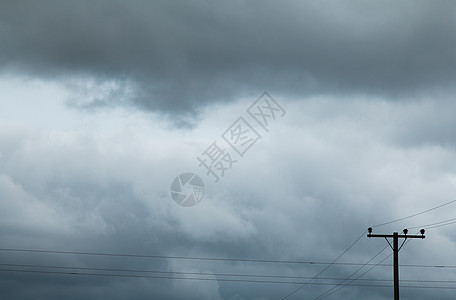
[1,1,456,299]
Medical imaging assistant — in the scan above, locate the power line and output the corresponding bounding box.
[313,245,389,299]
[409,217,456,230]
[0,248,367,265]
[1,248,455,269]
[372,199,456,228]
[280,231,367,299]
[280,201,456,300]
[0,200,454,266]
[1,263,455,284]
[0,268,373,285]
[1,268,456,290]
[322,234,418,299]
[318,252,393,299]
[316,231,418,299]
[425,220,456,230]
[1,198,455,299]
[0,248,362,264]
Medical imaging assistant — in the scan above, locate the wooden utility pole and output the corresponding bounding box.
[367,227,425,300]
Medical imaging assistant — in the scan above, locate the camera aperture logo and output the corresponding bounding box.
[169,173,205,207]
[169,92,285,207]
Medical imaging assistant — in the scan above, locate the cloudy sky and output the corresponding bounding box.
[1,1,456,299]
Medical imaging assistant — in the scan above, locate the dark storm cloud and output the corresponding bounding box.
[1,0,456,115]
[1,2,456,299]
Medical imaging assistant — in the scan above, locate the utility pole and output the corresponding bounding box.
[367,227,425,300]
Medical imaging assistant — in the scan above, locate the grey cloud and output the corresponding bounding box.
[1,2,456,299]
[0,98,455,299]
[1,0,456,117]
[388,99,456,149]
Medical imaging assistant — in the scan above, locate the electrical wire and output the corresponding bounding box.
[1,248,455,269]
[0,200,454,269]
[0,262,454,284]
[318,252,393,299]
[313,245,389,299]
[0,248,371,265]
[279,199,453,300]
[316,231,417,299]
[280,231,366,299]
[1,198,455,299]
[425,220,456,230]
[1,268,456,290]
[408,217,456,230]
[372,199,456,228]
